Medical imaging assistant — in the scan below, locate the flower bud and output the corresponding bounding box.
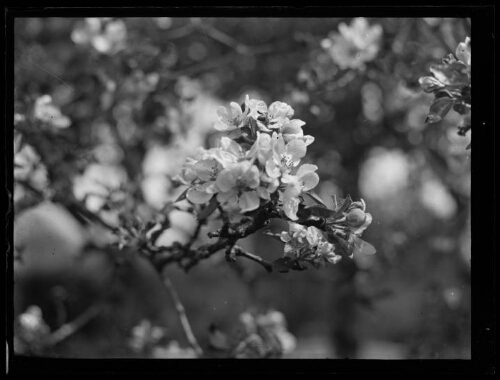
[346,208,367,227]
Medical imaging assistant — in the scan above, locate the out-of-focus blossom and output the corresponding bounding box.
[71,18,127,55]
[129,319,166,352]
[235,309,296,358]
[456,36,471,68]
[33,95,71,129]
[321,17,383,70]
[73,163,128,213]
[152,341,198,359]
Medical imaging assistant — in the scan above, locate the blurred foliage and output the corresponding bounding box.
[12,16,471,360]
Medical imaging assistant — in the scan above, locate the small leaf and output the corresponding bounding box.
[304,191,327,207]
[425,97,454,123]
[352,236,377,256]
[271,257,305,273]
[452,101,470,115]
[306,205,337,219]
[174,187,189,203]
[332,194,352,218]
[430,63,469,86]
[197,196,219,220]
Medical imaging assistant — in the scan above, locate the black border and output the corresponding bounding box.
[3,5,497,377]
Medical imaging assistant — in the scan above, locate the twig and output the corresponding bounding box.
[233,245,273,273]
[163,276,203,357]
[44,304,102,346]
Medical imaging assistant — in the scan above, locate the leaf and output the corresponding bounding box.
[272,257,295,273]
[174,187,189,203]
[271,257,306,273]
[430,63,469,86]
[452,101,470,115]
[425,97,454,123]
[305,205,337,219]
[304,191,327,207]
[332,194,352,219]
[197,196,219,220]
[352,236,377,256]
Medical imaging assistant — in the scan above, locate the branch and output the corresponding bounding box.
[44,304,102,347]
[163,276,203,357]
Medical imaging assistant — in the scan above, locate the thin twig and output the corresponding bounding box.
[233,245,273,273]
[44,304,102,346]
[163,276,203,357]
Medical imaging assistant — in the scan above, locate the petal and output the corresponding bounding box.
[300,172,320,191]
[194,159,220,181]
[216,106,229,120]
[256,187,270,200]
[229,102,243,117]
[215,170,236,192]
[281,119,305,135]
[283,195,300,220]
[296,164,318,179]
[286,139,307,161]
[272,132,286,158]
[186,188,213,204]
[214,120,234,131]
[265,159,281,179]
[239,191,260,213]
[242,165,260,188]
[219,137,243,158]
[217,190,235,204]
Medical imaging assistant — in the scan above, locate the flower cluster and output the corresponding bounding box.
[321,17,383,71]
[33,95,71,129]
[233,309,296,358]
[419,37,471,146]
[71,18,127,55]
[128,319,198,358]
[14,305,50,355]
[323,197,374,258]
[176,95,318,222]
[280,223,341,267]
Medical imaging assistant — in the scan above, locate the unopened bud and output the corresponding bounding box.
[346,208,366,227]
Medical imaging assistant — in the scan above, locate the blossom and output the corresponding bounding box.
[281,164,320,220]
[33,95,71,129]
[71,18,127,55]
[216,161,261,213]
[321,17,383,70]
[247,132,273,165]
[215,101,248,131]
[280,222,340,266]
[456,36,471,67]
[256,172,279,200]
[244,95,268,120]
[185,159,223,204]
[280,119,314,145]
[265,132,307,179]
[267,101,295,129]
